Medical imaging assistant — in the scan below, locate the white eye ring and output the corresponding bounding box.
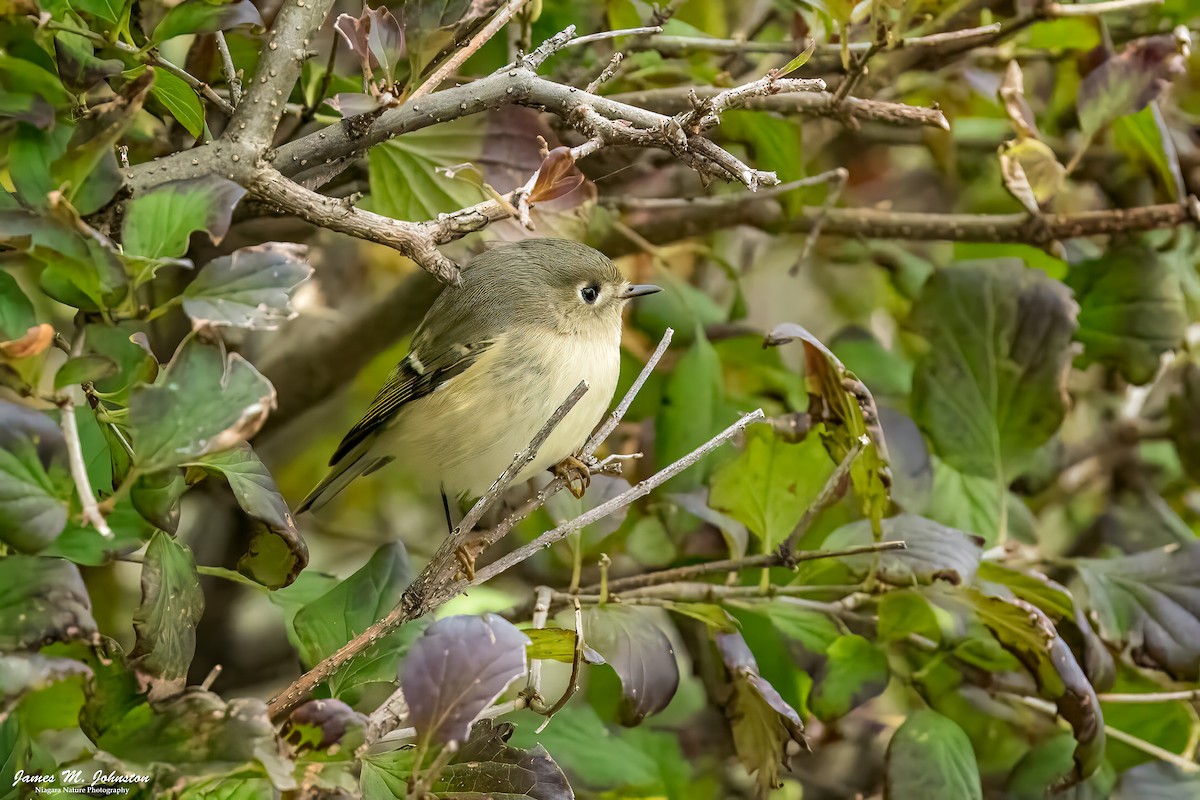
[580,285,600,304]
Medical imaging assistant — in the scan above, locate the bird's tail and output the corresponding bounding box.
[295,444,383,514]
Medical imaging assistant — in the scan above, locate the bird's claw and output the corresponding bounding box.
[455,543,477,582]
[553,454,592,499]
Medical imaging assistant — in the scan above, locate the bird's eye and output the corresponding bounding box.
[580,285,600,304]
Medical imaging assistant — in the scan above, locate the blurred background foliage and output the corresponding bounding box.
[3,0,1200,797]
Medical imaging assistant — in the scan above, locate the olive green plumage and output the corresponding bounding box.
[297,238,659,513]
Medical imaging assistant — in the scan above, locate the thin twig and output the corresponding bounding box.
[1047,0,1163,15]
[567,26,663,49]
[1099,690,1200,703]
[214,31,241,106]
[584,329,673,453]
[60,398,112,539]
[589,541,905,596]
[409,0,532,102]
[779,440,865,559]
[649,25,1003,57]
[585,53,624,95]
[457,381,589,536]
[473,410,765,585]
[789,167,849,275]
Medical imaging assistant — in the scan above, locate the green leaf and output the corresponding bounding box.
[150,67,206,139]
[709,424,833,549]
[50,71,152,214]
[0,401,72,552]
[0,271,36,342]
[0,556,97,648]
[128,336,276,473]
[817,514,984,586]
[187,443,308,589]
[130,531,204,690]
[885,709,982,800]
[655,332,730,491]
[1112,105,1178,198]
[878,590,943,643]
[53,30,123,93]
[366,118,486,221]
[129,468,186,532]
[765,323,892,534]
[1077,34,1187,139]
[182,243,312,329]
[924,457,1037,547]
[524,627,604,664]
[53,355,119,391]
[152,0,263,43]
[715,631,806,796]
[967,589,1105,781]
[293,543,421,697]
[124,176,246,260]
[911,260,1077,480]
[1066,244,1187,385]
[740,599,841,653]
[809,634,889,720]
[86,322,159,403]
[73,0,127,25]
[1168,361,1200,482]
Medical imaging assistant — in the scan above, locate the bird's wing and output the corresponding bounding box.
[329,337,493,465]
[294,337,493,514]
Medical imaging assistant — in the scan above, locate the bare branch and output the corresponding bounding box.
[409,0,533,102]
[214,31,242,106]
[455,380,589,536]
[649,25,1003,57]
[585,53,625,95]
[779,440,864,560]
[611,85,949,130]
[265,393,754,721]
[587,541,907,596]
[244,167,462,284]
[1047,0,1163,16]
[228,0,336,149]
[603,194,1198,253]
[474,409,765,584]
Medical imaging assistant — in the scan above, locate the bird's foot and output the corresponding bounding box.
[455,543,477,582]
[553,454,592,499]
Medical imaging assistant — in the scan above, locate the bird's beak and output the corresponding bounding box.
[621,284,662,299]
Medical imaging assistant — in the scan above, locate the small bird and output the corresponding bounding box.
[297,239,660,540]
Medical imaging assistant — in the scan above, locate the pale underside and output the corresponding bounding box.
[371,326,620,499]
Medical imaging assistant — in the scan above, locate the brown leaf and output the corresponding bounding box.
[529,147,585,203]
[1,323,55,359]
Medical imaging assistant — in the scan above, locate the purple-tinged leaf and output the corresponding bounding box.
[152,0,263,43]
[439,720,574,800]
[820,514,984,586]
[1075,541,1200,681]
[809,634,889,720]
[715,630,806,795]
[0,401,70,552]
[967,590,1105,784]
[324,92,384,118]
[53,30,123,93]
[123,176,246,260]
[335,12,372,74]
[1077,32,1189,138]
[284,698,367,751]
[401,613,530,747]
[366,5,404,85]
[583,604,679,726]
